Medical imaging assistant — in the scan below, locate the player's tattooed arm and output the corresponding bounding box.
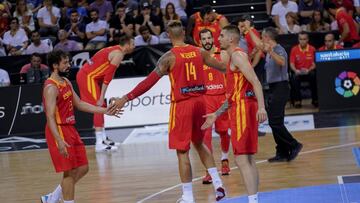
[215,100,229,117]
[154,51,174,76]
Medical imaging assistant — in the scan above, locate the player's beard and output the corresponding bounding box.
[58,70,70,78]
[202,43,213,51]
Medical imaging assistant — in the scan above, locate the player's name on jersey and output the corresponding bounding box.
[180,51,197,59]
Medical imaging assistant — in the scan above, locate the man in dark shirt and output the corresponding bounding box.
[135,2,162,36]
[109,2,135,41]
[64,9,86,44]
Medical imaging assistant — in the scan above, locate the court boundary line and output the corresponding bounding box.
[137,141,360,203]
[7,86,21,135]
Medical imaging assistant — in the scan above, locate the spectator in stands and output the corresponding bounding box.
[89,0,113,22]
[289,32,317,108]
[27,0,43,14]
[298,0,323,25]
[162,2,180,30]
[333,0,355,16]
[2,17,29,55]
[161,0,187,25]
[0,0,11,17]
[159,31,171,44]
[24,30,53,55]
[0,3,9,37]
[280,12,302,34]
[304,10,330,32]
[13,0,35,33]
[143,0,161,18]
[20,53,49,84]
[187,5,229,47]
[134,25,159,46]
[135,2,162,36]
[54,29,82,51]
[116,0,139,16]
[0,68,10,87]
[325,2,360,47]
[355,0,360,16]
[318,33,343,50]
[85,8,108,50]
[109,2,134,41]
[78,0,89,10]
[63,0,87,21]
[64,9,86,47]
[37,0,61,37]
[0,37,6,56]
[271,0,298,32]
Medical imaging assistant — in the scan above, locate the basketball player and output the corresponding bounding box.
[202,25,267,203]
[41,50,121,203]
[76,35,134,152]
[111,20,226,203]
[199,28,231,184]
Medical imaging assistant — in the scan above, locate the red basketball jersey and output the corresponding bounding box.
[80,45,122,85]
[226,48,256,105]
[203,47,226,95]
[169,45,206,102]
[192,12,223,48]
[43,78,76,125]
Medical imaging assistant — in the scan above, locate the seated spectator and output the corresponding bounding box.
[325,2,360,47]
[37,0,61,37]
[0,0,11,17]
[142,0,161,18]
[64,9,86,45]
[64,0,87,20]
[24,30,53,55]
[0,68,10,87]
[298,0,323,25]
[89,0,113,22]
[289,32,318,108]
[116,0,139,16]
[20,53,49,84]
[280,12,302,34]
[135,25,159,46]
[135,2,162,36]
[2,17,29,55]
[271,0,298,32]
[162,2,180,30]
[109,2,135,41]
[85,8,108,50]
[54,29,82,51]
[304,10,330,32]
[161,0,187,25]
[333,0,355,16]
[13,0,35,33]
[27,0,43,14]
[0,4,9,37]
[159,31,170,44]
[318,33,343,50]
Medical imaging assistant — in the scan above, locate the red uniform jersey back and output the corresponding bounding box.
[169,45,206,102]
[336,9,360,42]
[43,78,75,125]
[80,45,122,85]
[226,48,256,105]
[192,12,224,48]
[203,47,226,95]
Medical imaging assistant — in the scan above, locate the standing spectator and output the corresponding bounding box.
[271,0,298,31]
[135,2,162,36]
[162,2,180,30]
[161,0,187,24]
[289,32,317,108]
[248,27,303,162]
[333,0,355,16]
[20,53,49,84]
[85,8,108,50]
[2,17,28,54]
[134,25,159,46]
[89,0,113,22]
[318,33,343,50]
[13,0,35,33]
[64,9,86,46]
[0,68,10,87]
[54,29,82,51]
[304,10,330,32]
[37,0,61,37]
[325,2,360,47]
[280,12,302,34]
[298,0,323,25]
[24,30,53,54]
[187,5,229,48]
[109,2,134,41]
[27,0,43,14]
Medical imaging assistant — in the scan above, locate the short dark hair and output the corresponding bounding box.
[262,27,278,41]
[223,25,240,36]
[199,28,213,38]
[119,34,133,46]
[117,2,126,9]
[200,5,213,18]
[10,17,19,24]
[89,8,99,14]
[31,52,41,59]
[31,30,39,36]
[298,31,309,38]
[139,25,150,34]
[47,50,69,71]
[324,2,337,10]
[235,15,254,26]
[70,8,79,15]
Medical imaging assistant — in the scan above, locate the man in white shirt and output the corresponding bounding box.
[134,25,159,46]
[2,17,28,54]
[37,0,61,37]
[271,0,298,31]
[85,8,108,50]
[0,68,10,87]
[160,0,187,23]
[24,30,53,55]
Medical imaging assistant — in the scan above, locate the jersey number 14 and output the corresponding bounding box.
[185,62,197,81]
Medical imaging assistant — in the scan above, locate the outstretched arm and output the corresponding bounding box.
[201,49,227,72]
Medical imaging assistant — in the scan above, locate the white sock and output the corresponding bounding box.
[248,193,258,203]
[95,131,103,145]
[63,201,74,203]
[50,185,62,202]
[221,152,229,161]
[102,129,107,140]
[181,182,194,201]
[207,167,223,190]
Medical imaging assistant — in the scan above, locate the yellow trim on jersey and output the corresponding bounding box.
[241,99,246,133]
[55,107,61,124]
[86,62,109,99]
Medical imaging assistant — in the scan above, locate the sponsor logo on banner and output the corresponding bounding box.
[259,114,315,133]
[335,71,360,98]
[0,106,5,118]
[20,103,44,115]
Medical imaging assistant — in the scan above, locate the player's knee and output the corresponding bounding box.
[80,165,89,176]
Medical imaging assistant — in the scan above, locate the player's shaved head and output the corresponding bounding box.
[222,25,240,43]
[167,20,184,39]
